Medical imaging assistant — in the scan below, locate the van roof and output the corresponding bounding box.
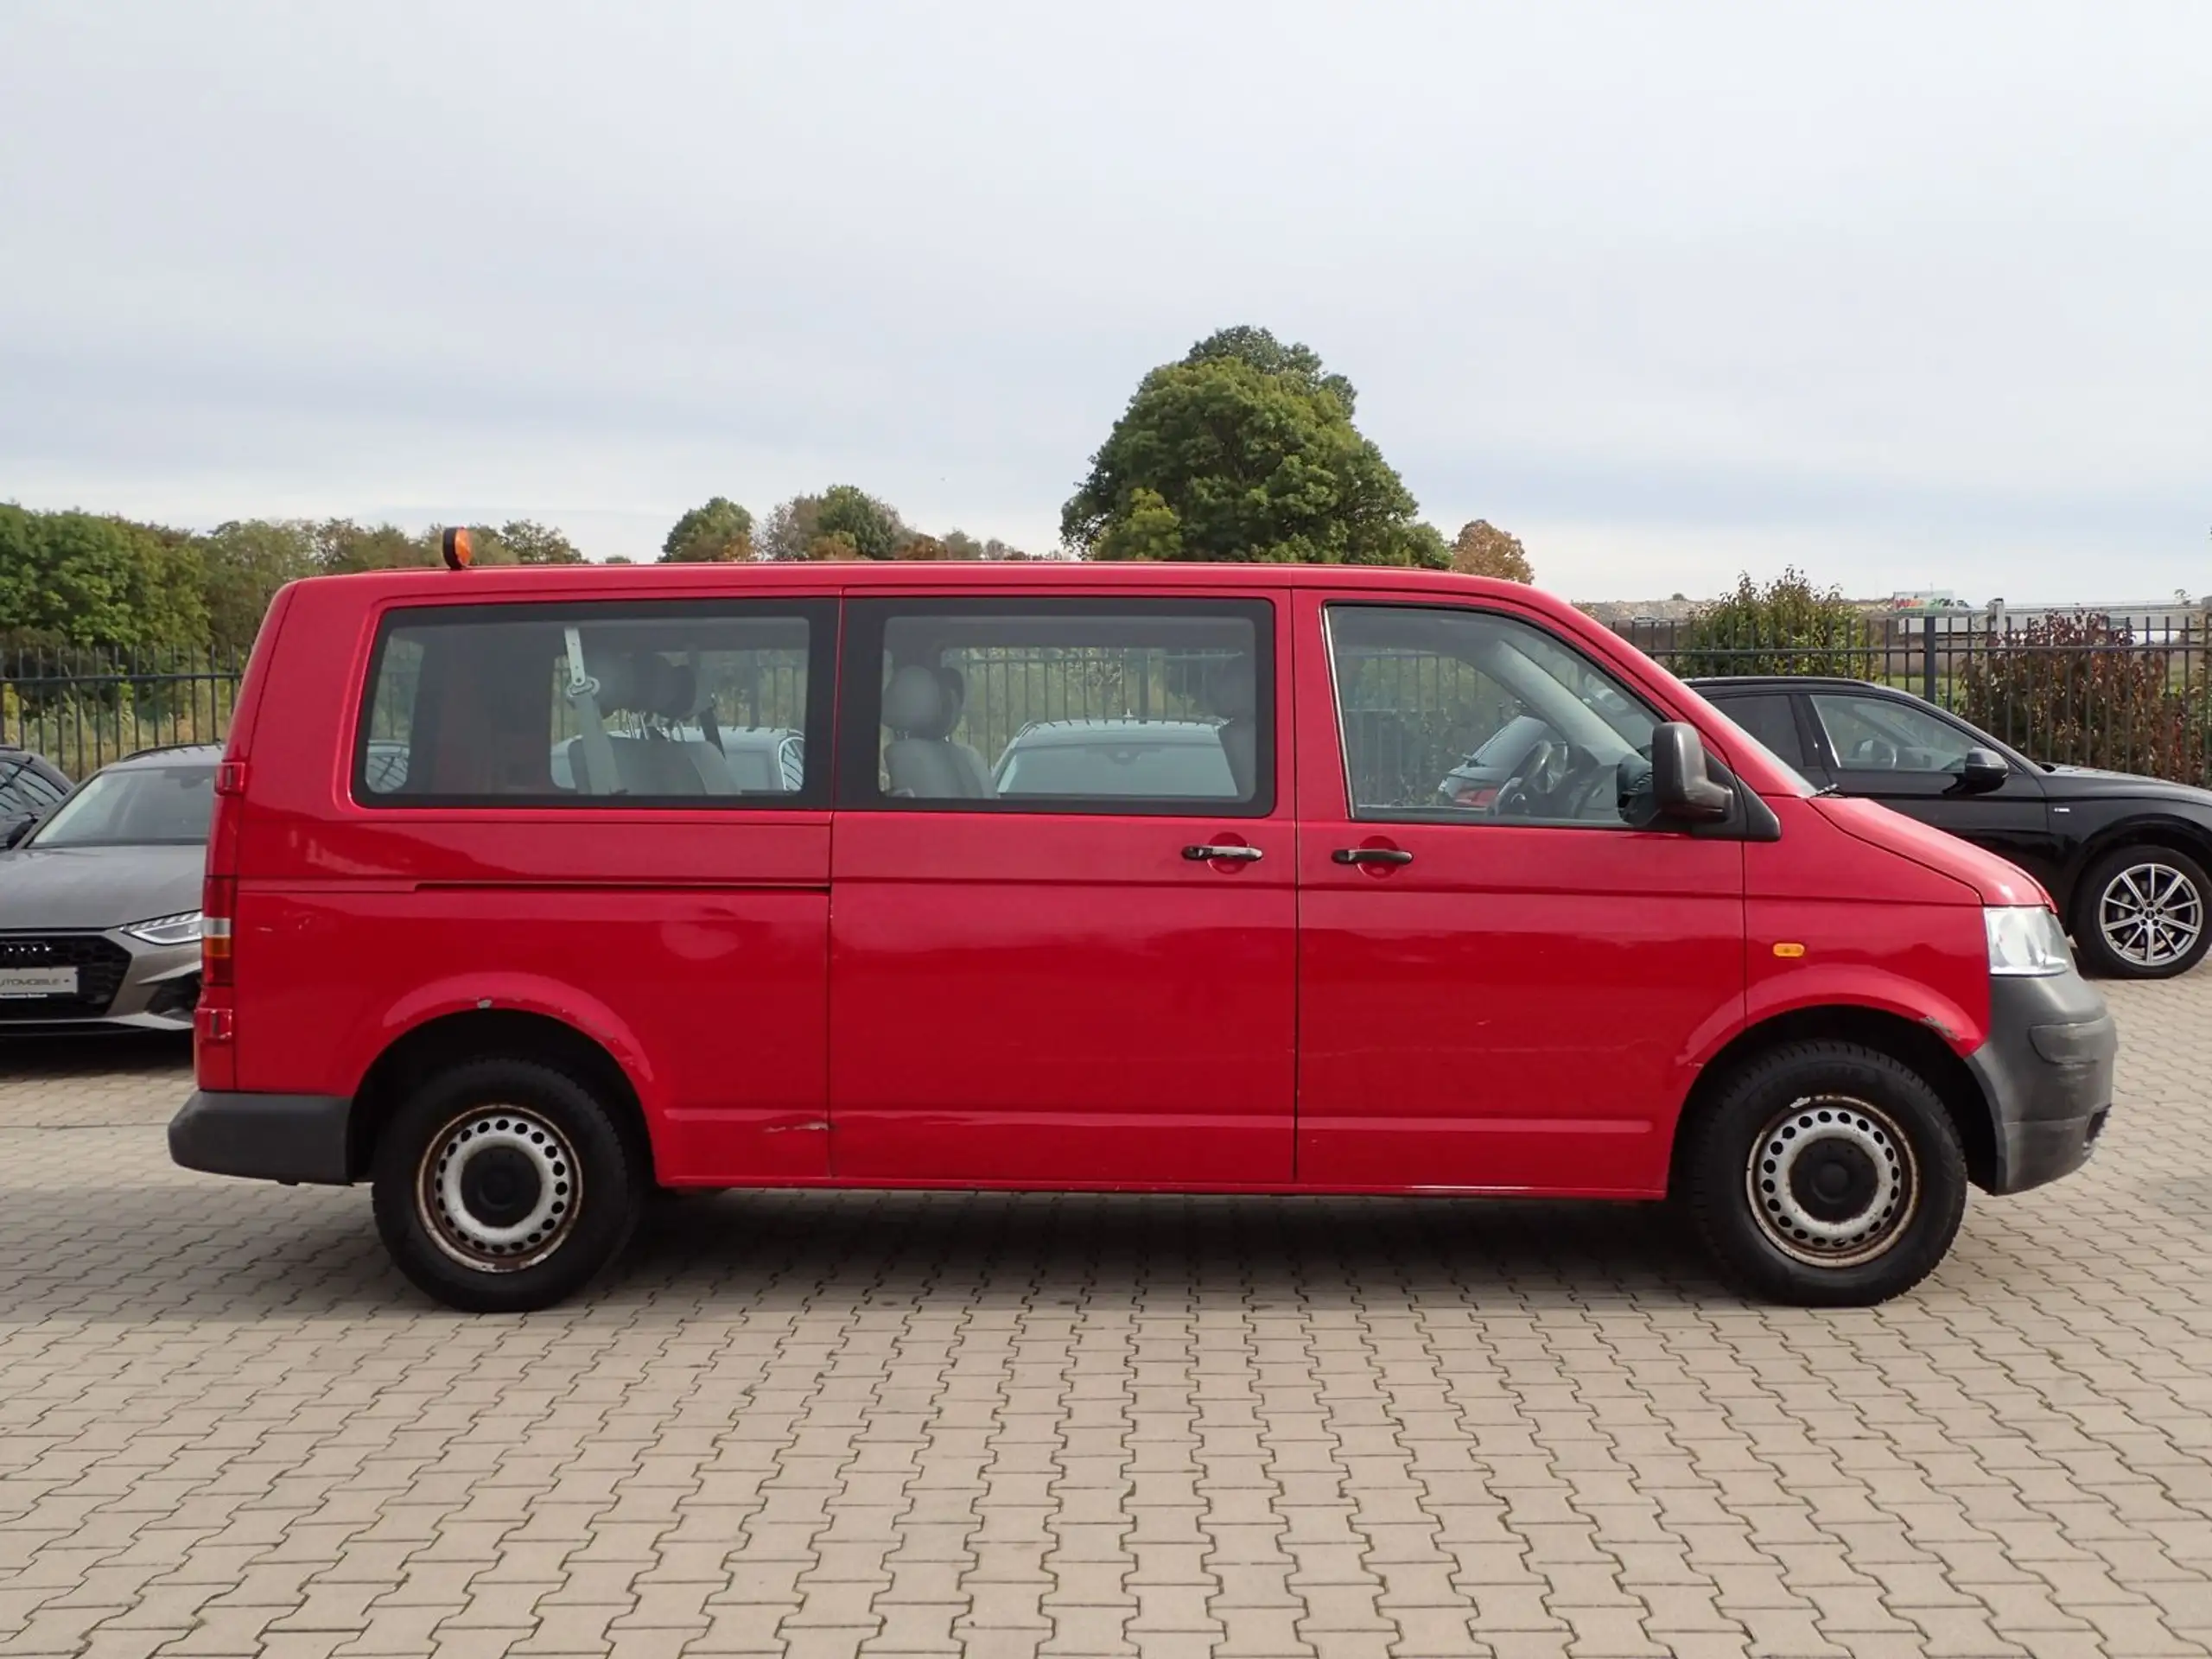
[283,560,1573,613]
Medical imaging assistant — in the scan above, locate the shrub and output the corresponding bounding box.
[1958,612,2210,783]
[1669,569,1878,677]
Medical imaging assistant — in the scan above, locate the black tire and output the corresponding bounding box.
[2069,843,2211,980]
[372,1058,642,1313]
[1680,1041,1967,1306]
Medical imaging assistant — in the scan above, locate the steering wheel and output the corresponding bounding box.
[1494,738,1570,818]
[1852,736,1899,769]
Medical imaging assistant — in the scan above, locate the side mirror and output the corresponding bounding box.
[1652,722,1732,823]
[1955,747,2009,796]
[0,816,32,849]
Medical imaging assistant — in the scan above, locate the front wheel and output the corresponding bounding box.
[2071,844,2210,980]
[1680,1042,1967,1306]
[372,1058,643,1313]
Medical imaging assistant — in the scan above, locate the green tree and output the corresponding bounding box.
[309,519,434,574]
[660,497,753,563]
[806,531,865,562]
[815,485,903,561]
[1182,323,1357,410]
[0,508,207,647]
[1063,326,1446,568]
[1670,569,1877,677]
[758,495,823,563]
[1450,520,1534,583]
[497,519,587,565]
[199,519,317,652]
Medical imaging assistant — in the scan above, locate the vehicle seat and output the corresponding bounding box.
[931,666,994,797]
[883,664,990,798]
[563,734,739,797]
[564,650,740,797]
[1205,656,1258,800]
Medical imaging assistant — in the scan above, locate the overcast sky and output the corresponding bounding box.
[3,2,2206,600]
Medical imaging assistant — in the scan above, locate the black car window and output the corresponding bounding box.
[1709,693,1807,770]
[1810,693,1980,774]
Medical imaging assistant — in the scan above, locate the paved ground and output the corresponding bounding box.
[2,983,2210,1659]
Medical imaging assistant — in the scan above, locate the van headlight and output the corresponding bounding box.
[124,911,204,947]
[1985,906,2070,976]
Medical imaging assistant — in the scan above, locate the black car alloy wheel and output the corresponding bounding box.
[2074,845,2212,979]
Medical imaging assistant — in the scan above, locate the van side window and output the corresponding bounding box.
[1325,603,1659,827]
[355,601,833,807]
[836,597,1274,815]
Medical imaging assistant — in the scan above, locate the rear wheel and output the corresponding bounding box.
[372,1058,642,1313]
[2071,844,2210,979]
[1681,1041,1967,1306]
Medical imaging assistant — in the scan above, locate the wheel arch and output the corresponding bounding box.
[1672,1004,1997,1192]
[347,1008,654,1185]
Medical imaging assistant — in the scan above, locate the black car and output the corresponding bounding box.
[1692,675,2212,980]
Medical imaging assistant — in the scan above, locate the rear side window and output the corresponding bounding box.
[356,601,835,807]
[1711,692,1808,770]
[836,596,1274,814]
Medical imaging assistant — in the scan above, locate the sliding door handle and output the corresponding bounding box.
[1332,847,1414,867]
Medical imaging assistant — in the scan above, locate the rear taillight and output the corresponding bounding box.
[202,875,235,988]
[1452,785,1498,810]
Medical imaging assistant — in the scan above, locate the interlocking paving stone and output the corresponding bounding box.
[1,983,2209,1656]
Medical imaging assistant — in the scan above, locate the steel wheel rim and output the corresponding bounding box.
[1745,1095,1919,1268]
[416,1106,581,1274]
[2099,861,2204,969]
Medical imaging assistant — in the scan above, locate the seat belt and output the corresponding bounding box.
[688,648,725,754]
[563,627,625,795]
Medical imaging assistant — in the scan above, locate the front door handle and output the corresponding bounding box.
[1184,843,1263,863]
[1332,847,1414,867]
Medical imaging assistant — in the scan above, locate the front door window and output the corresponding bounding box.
[1810,692,1984,778]
[1325,604,1658,827]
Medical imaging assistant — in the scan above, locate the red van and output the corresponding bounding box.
[168,562,2115,1311]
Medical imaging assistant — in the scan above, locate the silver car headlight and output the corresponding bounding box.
[124,911,204,948]
[1985,906,2070,976]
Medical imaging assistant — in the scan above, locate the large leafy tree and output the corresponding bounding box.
[1063,327,1446,568]
[758,495,824,563]
[660,497,753,563]
[200,520,318,652]
[814,486,903,561]
[308,518,434,574]
[1450,520,1534,584]
[496,519,587,565]
[0,507,207,648]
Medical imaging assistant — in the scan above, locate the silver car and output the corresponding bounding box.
[990,719,1238,798]
[0,745,215,1033]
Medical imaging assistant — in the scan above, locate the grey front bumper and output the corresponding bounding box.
[168,1090,354,1185]
[1967,970,2117,1194]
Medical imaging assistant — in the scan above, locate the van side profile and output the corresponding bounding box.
[168,563,2117,1311]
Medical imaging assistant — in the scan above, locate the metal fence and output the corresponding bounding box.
[10,611,2212,791]
[0,646,245,782]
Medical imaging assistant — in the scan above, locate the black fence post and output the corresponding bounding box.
[1923,616,1938,706]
